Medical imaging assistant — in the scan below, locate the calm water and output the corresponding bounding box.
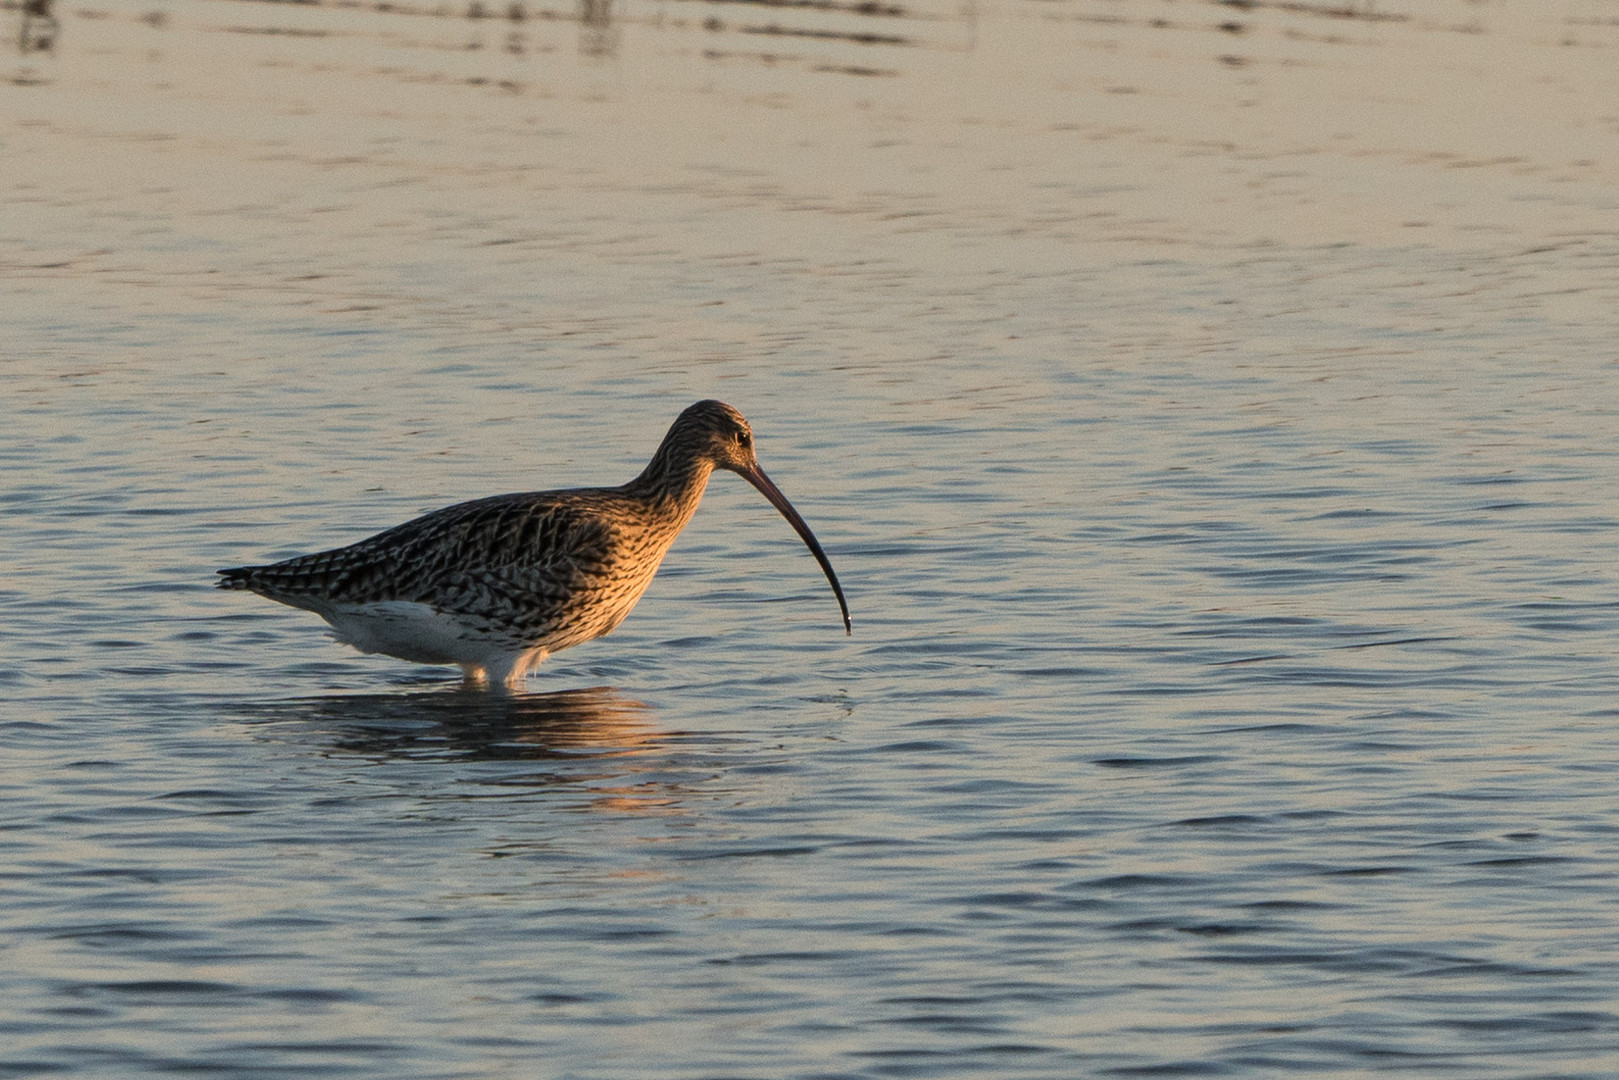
[4,0,1619,1076]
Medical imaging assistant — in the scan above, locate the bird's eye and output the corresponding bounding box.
[736,431,751,446]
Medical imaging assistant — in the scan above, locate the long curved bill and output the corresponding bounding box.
[738,463,852,635]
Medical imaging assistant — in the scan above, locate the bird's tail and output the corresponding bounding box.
[216,566,258,591]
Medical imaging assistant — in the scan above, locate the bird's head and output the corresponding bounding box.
[661,399,851,635]
[675,399,759,474]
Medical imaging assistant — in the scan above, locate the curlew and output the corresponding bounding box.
[217,400,850,688]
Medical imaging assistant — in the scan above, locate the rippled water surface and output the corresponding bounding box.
[5,0,1619,1075]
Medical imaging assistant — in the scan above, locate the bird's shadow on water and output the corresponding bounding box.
[236,684,670,765]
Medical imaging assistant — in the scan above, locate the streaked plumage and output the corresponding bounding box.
[218,400,850,688]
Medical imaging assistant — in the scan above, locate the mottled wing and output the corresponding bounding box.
[218,490,616,622]
[417,498,633,647]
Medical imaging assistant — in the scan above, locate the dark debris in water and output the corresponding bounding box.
[1217,0,1407,21]
[694,0,908,16]
[742,23,909,44]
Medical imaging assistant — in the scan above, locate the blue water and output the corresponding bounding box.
[5,0,1619,1076]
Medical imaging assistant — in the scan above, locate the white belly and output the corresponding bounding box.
[317,601,545,685]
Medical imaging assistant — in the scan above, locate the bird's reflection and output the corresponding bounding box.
[18,0,58,56]
[578,0,617,58]
[250,684,664,764]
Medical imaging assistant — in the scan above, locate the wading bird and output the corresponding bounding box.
[218,400,850,688]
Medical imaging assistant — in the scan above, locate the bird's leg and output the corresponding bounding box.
[480,647,546,690]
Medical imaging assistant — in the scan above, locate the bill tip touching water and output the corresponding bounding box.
[217,399,851,688]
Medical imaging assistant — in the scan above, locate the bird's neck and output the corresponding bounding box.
[624,445,717,531]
